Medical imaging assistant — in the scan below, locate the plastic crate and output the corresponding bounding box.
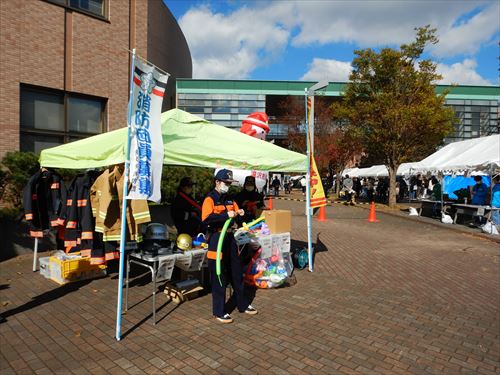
[49,256,107,285]
[175,249,207,272]
[39,257,51,279]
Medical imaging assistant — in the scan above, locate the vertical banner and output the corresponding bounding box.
[127,59,168,202]
[307,95,326,208]
[310,154,327,208]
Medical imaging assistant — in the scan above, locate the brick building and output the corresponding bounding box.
[0,0,192,157]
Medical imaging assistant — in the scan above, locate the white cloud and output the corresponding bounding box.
[292,1,487,49]
[300,58,352,82]
[177,1,497,79]
[430,4,500,57]
[178,3,295,78]
[437,59,493,85]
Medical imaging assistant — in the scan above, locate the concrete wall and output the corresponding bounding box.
[147,0,192,111]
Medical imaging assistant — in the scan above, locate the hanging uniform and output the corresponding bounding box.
[202,190,248,318]
[23,169,66,238]
[90,164,151,264]
[63,172,100,255]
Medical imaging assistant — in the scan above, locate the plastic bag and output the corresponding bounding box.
[244,241,292,289]
[408,207,419,216]
[481,221,499,235]
[441,212,453,224]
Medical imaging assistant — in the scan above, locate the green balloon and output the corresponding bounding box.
[216,218,233,286]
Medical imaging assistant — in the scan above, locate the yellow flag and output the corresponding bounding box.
[310,154,327,208]
[306,95,326,208]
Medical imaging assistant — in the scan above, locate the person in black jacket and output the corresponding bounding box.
[235,176,265,223]
[172,177,203,237]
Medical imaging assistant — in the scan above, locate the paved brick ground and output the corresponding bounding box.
[1,200,499,374]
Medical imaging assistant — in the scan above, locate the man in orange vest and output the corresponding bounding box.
[202,169,258,323]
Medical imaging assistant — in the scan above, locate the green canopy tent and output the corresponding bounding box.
[39,108,307,172]
[38,108,307,340]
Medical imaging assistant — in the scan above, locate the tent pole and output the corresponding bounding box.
[116,48,136,341]
[304,89,313,272]
[32,238,38,272]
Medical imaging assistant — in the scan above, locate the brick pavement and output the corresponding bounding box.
[1,200,499,374]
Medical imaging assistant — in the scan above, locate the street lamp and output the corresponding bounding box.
[304,80,328,272]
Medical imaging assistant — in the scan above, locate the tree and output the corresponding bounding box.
[332,26,455,207]
[277,95,343,175]
[328,128,363,196]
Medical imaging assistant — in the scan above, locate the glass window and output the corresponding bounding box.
[212,107,231,113]
[69,0,105,17]
[47,0,106,18]
[20,88,64,131]
[20,85,106,154]
[20,134,64,155]
[68,96,103,133]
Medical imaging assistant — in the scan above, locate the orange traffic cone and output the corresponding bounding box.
[268,196,273,210]
[367,201,379,222]
[317,206,327,222]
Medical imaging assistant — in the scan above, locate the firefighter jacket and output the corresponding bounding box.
[90,164,151,242]
[202,190,240,233]
[23,169,66,238]
[234,189,265,221]
[63,172,100,254]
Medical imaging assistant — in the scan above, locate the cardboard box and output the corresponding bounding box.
[262,209,291,234]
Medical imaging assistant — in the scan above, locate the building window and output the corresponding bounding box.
[46,0,107,19]
[20,85,106,154]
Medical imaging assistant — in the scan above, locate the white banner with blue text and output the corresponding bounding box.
[127,59,168,202]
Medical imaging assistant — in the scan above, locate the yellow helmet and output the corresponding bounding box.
[176,234,192,251]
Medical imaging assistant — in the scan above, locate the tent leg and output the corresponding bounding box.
[32,238,39,272]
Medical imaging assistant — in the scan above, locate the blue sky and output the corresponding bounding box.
[166,0,499,85]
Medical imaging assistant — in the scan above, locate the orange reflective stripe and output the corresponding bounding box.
[50,220,60,227]
[56,218,65,226]
[81,231,93,240]
[25,213,33,220]
[105,251,119,260]
[207,251,222,260]
[30,231,43,238]
[50,183,60,189]
[80,249,91,257]
[66,221,77,229]
[67,199,73,205]
[90,257,105,265]
[32,194,37,200]
[64,240,77,247]
[77,199,87,207]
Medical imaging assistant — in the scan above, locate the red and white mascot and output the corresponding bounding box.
[239,112,270,141]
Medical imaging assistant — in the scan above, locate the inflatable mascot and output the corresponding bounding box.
[239,112,270,141]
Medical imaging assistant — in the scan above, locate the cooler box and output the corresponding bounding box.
[39,257,51,279]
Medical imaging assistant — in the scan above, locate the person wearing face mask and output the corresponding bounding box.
[235,176,266,222]
[172,177,204,237]
[202,169,258,324]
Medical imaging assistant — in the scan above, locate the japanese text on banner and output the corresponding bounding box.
[127,59,168,202]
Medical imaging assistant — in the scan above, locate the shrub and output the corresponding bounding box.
[0,151,40,209]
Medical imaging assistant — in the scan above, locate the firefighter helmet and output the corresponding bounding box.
[144,223,167,241]
[176,233,192,251]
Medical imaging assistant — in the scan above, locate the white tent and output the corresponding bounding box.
[357,165,387,177]
[414,134,500,174]
[342,167,359,177]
